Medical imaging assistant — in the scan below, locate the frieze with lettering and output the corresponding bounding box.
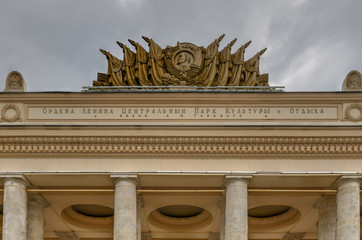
[27,106,338,121]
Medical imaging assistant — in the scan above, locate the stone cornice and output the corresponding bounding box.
[0,136,361,159]
[0,91,362,104]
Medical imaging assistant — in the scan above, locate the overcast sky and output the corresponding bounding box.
[0,0,361,92]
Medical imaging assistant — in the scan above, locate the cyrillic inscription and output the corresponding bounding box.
[27,106,338,120]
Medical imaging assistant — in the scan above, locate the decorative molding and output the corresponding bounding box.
[147,208,213,231]
[249,207,301,231]
[344,103,362,122]
[0,136,361,159]
[1,104,22,122]
[61,206,113,231]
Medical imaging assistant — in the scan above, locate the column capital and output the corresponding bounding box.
[313,195,336,209]
[111,174,139,186]
[282,232,305,240]
[224,174,252,187]
[28,193,50,208]
[330,175,361,189]
[0,175,31,188]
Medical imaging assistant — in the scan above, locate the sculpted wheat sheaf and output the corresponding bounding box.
[94,34,269,87]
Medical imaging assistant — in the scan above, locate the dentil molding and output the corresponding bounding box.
[0,136,361,159]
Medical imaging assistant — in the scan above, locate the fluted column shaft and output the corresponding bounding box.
[2,178,28,240]
[225,177,250,240]
[336,178,360,240]
[27,194,48,240]
[113,176,138,240]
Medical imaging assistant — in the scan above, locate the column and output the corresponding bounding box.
[2,177,28,240]
[224,176,251,240]
[55,232,78,240]
[112,175,138,240]
[336,177,361,240]
[27,194,49,240]
[217,196,225,240]
[314,196,336,240]
[137,195,144,240]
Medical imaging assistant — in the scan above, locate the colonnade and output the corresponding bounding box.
[1,175,361,240]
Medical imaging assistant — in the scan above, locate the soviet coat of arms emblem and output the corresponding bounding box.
[164,42,203,85]
[94,34,269,87]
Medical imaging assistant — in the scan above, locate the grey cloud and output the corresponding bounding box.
[0,0,361,91]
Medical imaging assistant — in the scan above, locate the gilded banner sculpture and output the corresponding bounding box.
[94,34,269,87]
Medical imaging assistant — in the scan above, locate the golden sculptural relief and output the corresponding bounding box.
[94,34,269,87]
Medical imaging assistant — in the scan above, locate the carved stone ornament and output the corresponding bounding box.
[1,104,22,122]
[94,35,269,87]
[4,71,26,92]
[0,136,361,159]
[344,103,362,122]
[342,70,362,91]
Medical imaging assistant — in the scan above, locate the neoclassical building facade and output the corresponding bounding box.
[0,70,362,240]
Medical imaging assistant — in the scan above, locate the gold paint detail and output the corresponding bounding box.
[0,136,361,159]
[344,104,362,122]
[1,104,22,122]
[61,205,113,231]
[148,207,213,231]
[94,35,269,87]
[248,207,301,231]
